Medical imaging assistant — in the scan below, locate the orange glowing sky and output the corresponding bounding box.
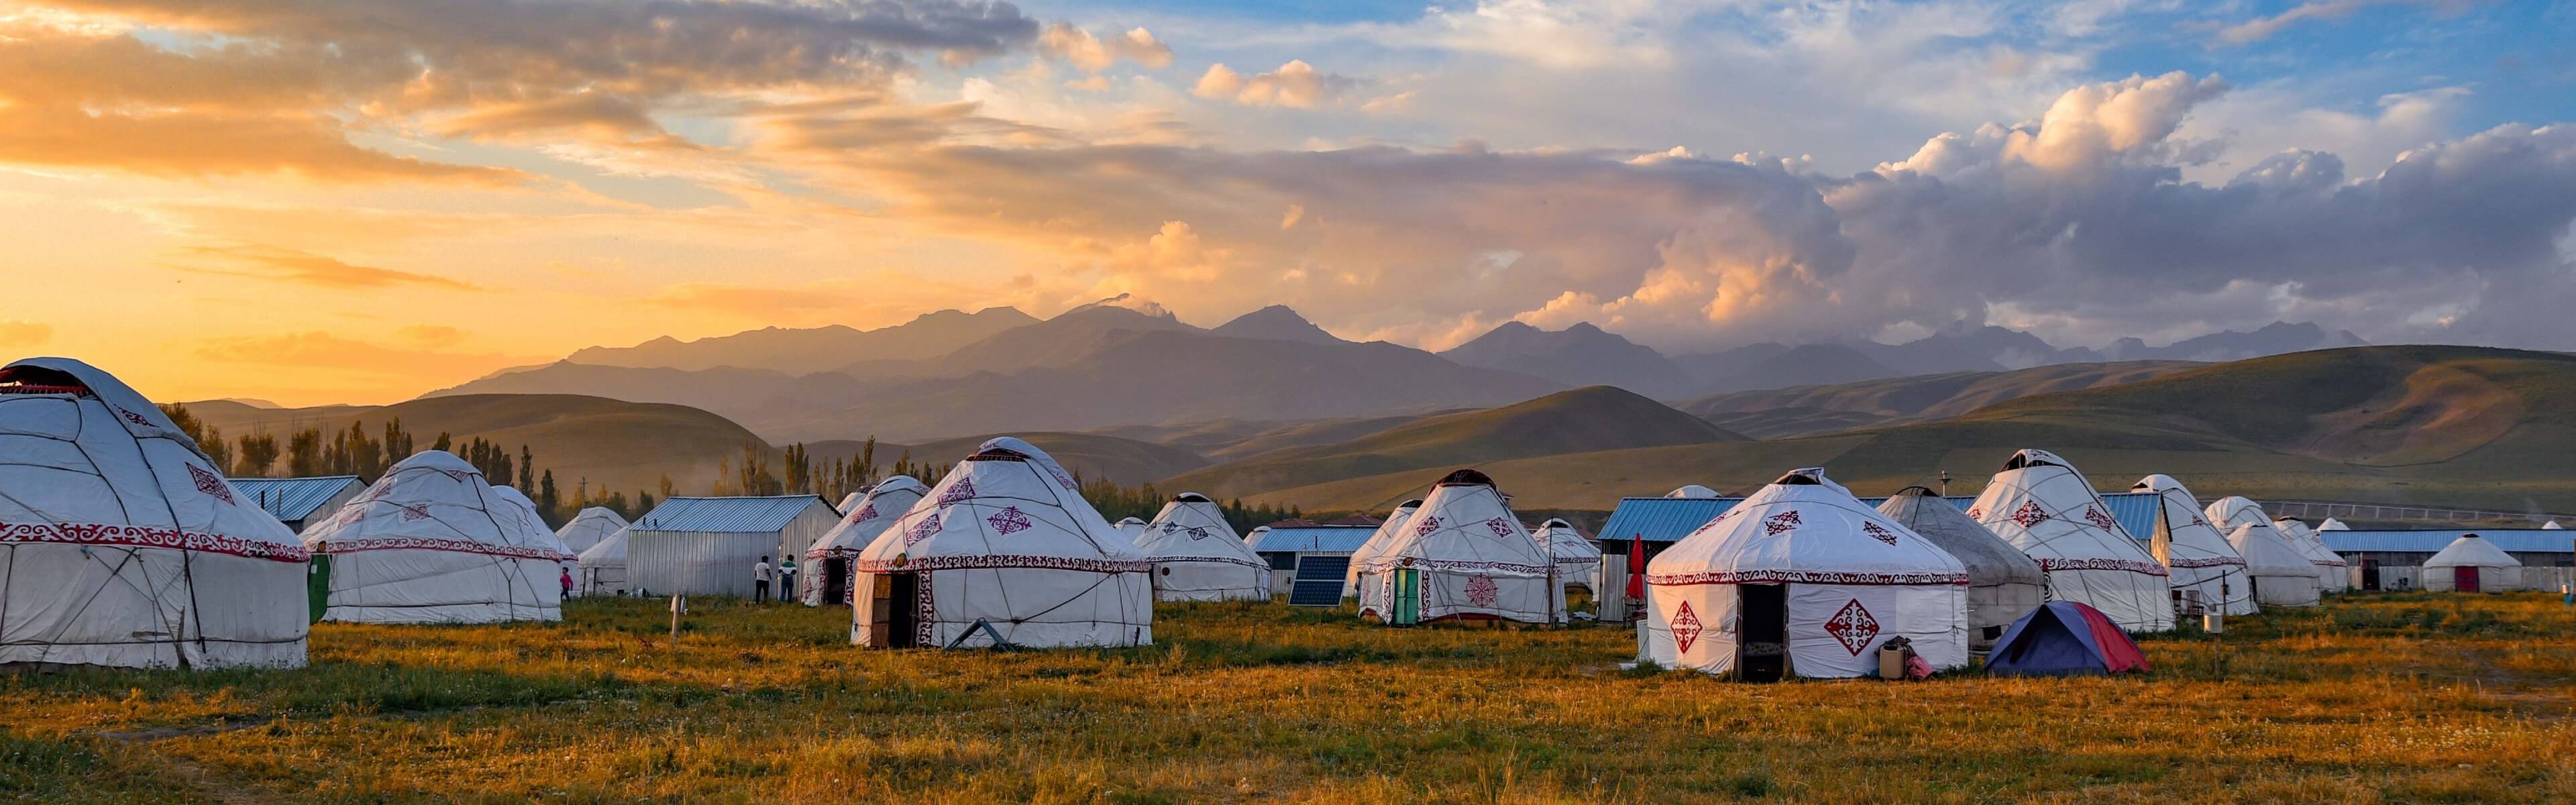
[5,0,2572,406]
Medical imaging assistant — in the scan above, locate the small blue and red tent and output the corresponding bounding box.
[1984,601,2149,676]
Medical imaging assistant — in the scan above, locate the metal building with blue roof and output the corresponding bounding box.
[227,475,366,533]
[627,495,841,598]
[1596,491,2167,561]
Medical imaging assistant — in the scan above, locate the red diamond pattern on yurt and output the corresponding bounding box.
[1762,510,1802,536]
[2010,500,2049,527]
[1964,506,1984,521]
[1824,598,1880,655]
[1671,600,1702,653]
[398,504,433,522]
[1464,574,1499,606]
[1484,517,1515,539]
[849,504,876,523]
[986,506,1033,535]
[2082,506,2116,531]
[186,463,234,505]
[904,515,941,546]
[1862,521,1897,545]
[1413,516,1442,537]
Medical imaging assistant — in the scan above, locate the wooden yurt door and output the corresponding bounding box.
[2455,566,2481,593]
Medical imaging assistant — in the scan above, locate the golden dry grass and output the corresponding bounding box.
[6,594,2574,804]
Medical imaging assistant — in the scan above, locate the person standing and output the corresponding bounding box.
[777,557,798,604]
[560,567,574,600]
[753,555,773,603]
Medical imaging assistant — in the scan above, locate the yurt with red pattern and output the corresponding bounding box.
[301,451,574,625]
[1967,449,2174,633]
[1640,468,1970,680]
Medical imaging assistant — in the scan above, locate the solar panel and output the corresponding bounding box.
[1287,556,1350,606]
[1287,580,1344,607]
[1292,555,1349,581]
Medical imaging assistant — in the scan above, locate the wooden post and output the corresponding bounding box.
[668,594,684,649]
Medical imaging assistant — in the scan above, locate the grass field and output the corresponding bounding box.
[7,594,2574,803]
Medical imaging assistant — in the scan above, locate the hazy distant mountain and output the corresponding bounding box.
[1212,305,1344,344]
[904,295,1201,378]
[1680,360,2202,439]
[568,307,1036,372]
[1711,343,1903,392]
[1669,343,1791,384]
[1441,321,1698,398]
[757,329,1564,441]
[1851,323,2068,373]
[183,394,770,498]
[2102,321,2368,362]
[425,362,798,421]
[214,397,282,409]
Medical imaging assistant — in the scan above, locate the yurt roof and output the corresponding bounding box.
[555,506,629,553]
[1876,486,2041,585]
[2225,522,2316,577]
[1665,484,1723,498]
[1361,470,1552,574]
[2318,517,2351,531]
[856,442,1144,571]
[806,475,927,557]
[1966,449,2166,575]
[0,358,306,561]
[1529,518,1602,560]
[300,451,571,559]
[578,526,631,564]
[1138,492,1259,562]
[1649,469,1967,584]
[2207,496,2271,530]
[2132,475,2246,569]
[2424,534,2522,568]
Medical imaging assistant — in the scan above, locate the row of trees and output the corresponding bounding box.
[1079,476,1303,535]
[158,404,663,529]
[717,439,947,504]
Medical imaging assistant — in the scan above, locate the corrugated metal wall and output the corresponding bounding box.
[626,504,841,598]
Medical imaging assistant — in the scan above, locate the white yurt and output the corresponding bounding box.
[0,358,309,669]
[851,440,1151,649]
[2545,520,2565,531]
[2132,475,2254,616]
[1113,517,1150,545]
[1643,468,1970,680]
[2206,497,2348,594]
[1354,470,1564,625]
[302,451,574,624]
[556,507,627,557]
[1343,498,1422,598]
[2274,518,2349,592]
[1666,485,1723,499]
[836,491,866,515]
[1529,518,1603,593]
[1875,486,2043,649]
[2224,521,2322,606]
[801,476,926,605]
[2318,517,2351,531]
[1136,492,1270,602]
[1966,449,2173,633]
[2422,535,2524,592]
[576,525,633,596]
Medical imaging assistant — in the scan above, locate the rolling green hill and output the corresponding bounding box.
[1680,360,2201,438]
[1226,347,2576,515]
[180,394,771,498]
[1161,386,1745,502]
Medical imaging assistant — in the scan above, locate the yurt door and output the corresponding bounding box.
[866,572,924,648]
[1737,584,1788,682]
[2455,566,2481,593]
[1391,569,1421,625]
[305,554,333,625]
[823,558,851,606]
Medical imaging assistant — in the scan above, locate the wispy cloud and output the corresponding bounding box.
[174,244,480,291]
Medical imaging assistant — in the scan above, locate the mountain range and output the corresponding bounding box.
[433,298,2367,444]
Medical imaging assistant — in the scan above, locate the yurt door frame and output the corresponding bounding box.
[1737,583,1788,682]
[865,572,925,647]
[2455,566,2481,593]
[1391,569,1421,625]
[822,557,852,606]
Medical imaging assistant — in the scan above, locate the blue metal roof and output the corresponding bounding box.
[1601,491,2165,545]
[633,496,830,533]
[227,476,363,523]
[2324,529,2576,555]
[1248,525,1377,553]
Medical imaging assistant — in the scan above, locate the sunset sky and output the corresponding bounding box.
[4,0,2573,406]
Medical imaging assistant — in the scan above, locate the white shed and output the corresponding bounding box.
[627,496,841,598]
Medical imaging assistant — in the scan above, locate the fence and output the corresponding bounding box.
[2265,500,2576,526]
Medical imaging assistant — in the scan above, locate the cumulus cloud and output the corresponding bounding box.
[806,70,2576,352]
[0,321,52,347]
[1193,60,1346,108]
[174,244,482,290]
[1038,23,1173,73]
